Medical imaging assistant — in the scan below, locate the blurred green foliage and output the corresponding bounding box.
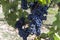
[0,0,29,27]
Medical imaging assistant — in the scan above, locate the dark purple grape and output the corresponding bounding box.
[21,0,28,9]
[15,17,25,29]
[29,2,34,8]
[29,21,37,35]
[28,14,33,20]
[39,15,47,20]
[36,28,41,36]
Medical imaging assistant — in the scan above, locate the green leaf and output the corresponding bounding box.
[40,33,48,39]
[53,0,60,3]
[54,33,60,40]
[34,36,41,40]
[27,0,35,3]
[38,0,51,5]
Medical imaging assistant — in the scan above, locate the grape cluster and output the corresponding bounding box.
[21,0,28,9]
[15,1,49,40]
[19,28,29,40]
[28,4,48,36]
[15,17,29,40]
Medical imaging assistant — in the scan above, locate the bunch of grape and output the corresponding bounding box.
[28,3,49,36]
[15,1,49,40]
[15,17,30,40]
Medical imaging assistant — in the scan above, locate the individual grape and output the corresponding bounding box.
[15,17,25,29]
[15,21,22,29]
[29,2,34,8]
[28,14,33,20]
[30,2,38,11]
[29,21,37,35]
[36,28,41,36]
[32,16,40,25]
[42,5,48,15]
[37,6,48,15]
[21,0,28,9]
[35,18,42,27]
[20,17,25,25]
[43,5,48,10]
[39,15,47,20]
[19,29,28,40]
